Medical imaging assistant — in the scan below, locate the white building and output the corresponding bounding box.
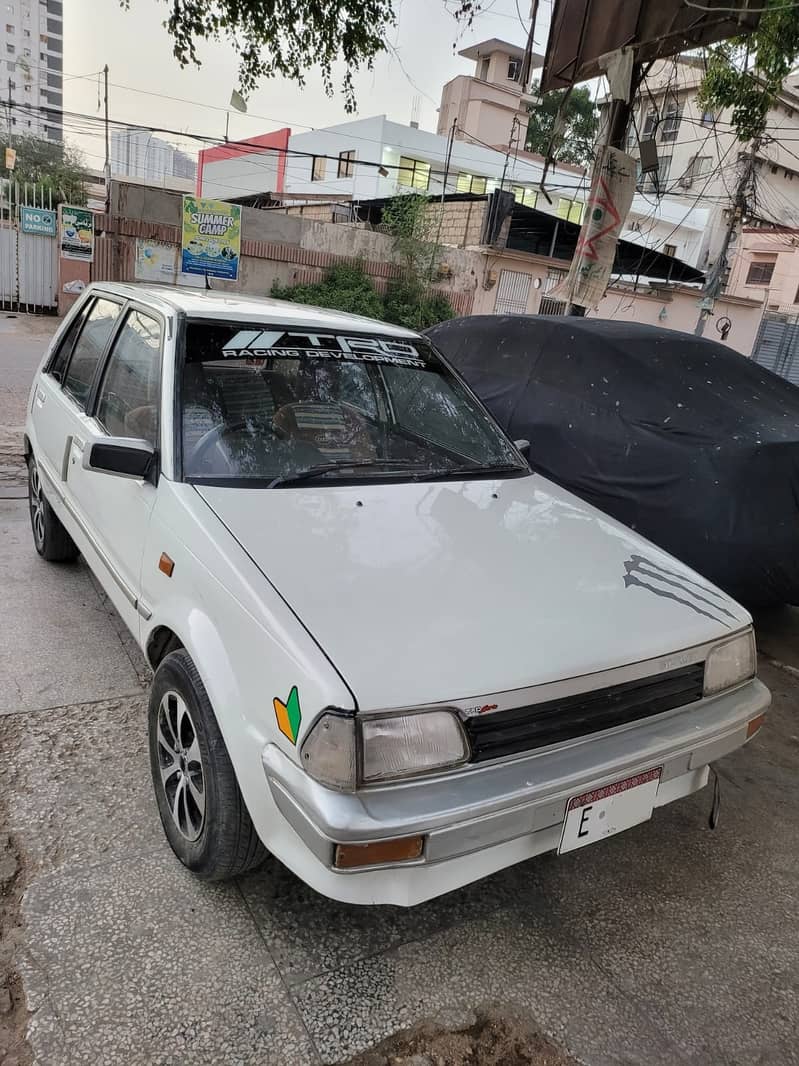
[199,115,587,219]
[0,0,63,142]
[111,128,197,185]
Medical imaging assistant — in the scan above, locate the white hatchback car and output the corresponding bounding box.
[25,283,769,906]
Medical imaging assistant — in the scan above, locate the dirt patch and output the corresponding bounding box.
[0,830,31,1066]
[342,1005,578,1066]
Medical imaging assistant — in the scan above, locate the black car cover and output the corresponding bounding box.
[425,315,799,606]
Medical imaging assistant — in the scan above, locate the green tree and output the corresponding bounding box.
[525,82,597,165]
[127,0,396,113]
[0,135,88,206]
[699,2,799,142]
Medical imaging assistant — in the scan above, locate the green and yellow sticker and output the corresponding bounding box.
[274,686,302,744]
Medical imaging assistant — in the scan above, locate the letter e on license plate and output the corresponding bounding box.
[558,768,662,855]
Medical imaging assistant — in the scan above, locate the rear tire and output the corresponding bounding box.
[27,456,79,562]
[148,649,268,880]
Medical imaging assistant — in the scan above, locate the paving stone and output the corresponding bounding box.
[20,852,319,1066]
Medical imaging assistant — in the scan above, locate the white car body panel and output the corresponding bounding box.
[196,478,750,711]
[24,283,769,907]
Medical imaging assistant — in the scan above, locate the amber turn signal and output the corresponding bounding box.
[746,713,766,739]
[334,835,424,869]
[158,552,175,577]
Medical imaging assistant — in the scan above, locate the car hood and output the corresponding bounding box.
[196,476,750,710]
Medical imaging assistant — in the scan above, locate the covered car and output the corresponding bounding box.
[426,316,799,606]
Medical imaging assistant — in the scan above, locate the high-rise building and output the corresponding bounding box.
[110,127,197,184]
[0,0,63,143]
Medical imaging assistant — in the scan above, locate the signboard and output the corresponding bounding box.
[59,205,94,262]
[181,195,241,281]
[4,147,16,171]
[550,146,636,310]
[21,206,57,237]
[135,238,178,283]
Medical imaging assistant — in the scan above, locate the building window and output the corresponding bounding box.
[647,154,671,194]
[642,109,658,137]
[311,155,325,182]
[22,47,30,56]
[397,156,431,190]
[337,150,355,178]
[746,260,775,285]
[557,197,584,223]
[700,110,715,127]
[6,43,14,53]
[456,172,487,194]
[521,188,537,208]
[507,57,520,80]
[22,26,28,34]
[479,57,489,81]
[6,62,13,72]
[664,243,677,258]
[495,269,532,315]
[5,22,12,30]
[661,104,681,141]
[686,155,711,181]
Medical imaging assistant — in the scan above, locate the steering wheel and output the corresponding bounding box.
[190,415,285,469]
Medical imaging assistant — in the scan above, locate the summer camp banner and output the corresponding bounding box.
[181,196,242,281]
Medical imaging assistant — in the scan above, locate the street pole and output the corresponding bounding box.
[565,67,641,317]
[103,65,110,210]
[694,142,757,337]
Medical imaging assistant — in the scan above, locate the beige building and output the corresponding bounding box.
[437,38,541,150]
[602,56,799,271]
[726,227,799,313]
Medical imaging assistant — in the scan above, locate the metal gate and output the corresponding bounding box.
[751,310,799,387]
[494,269,532,315]
[0,180,58,313]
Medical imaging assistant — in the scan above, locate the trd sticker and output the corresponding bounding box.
[274,686,302,744]
[221,330,426,368]
[622,553,736,627]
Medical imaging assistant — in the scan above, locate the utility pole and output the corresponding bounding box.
[6,77,11,146]
[103,65,110,209]
[694,141,758,337]
[565,65,642,317]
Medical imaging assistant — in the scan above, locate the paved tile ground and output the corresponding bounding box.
[2,314,799,1066]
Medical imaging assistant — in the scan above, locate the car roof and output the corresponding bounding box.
[84,282,421,338]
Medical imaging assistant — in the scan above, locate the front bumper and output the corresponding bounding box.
[261,678,769,904]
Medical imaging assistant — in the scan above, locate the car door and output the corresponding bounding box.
[31,294,123,489]
[65,304,165,637]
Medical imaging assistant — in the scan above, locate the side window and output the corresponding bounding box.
[48,298,93,380]
[96,309,162,447]
[62,298,122,409]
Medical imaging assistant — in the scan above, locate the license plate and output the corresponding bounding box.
[558,768,662,855]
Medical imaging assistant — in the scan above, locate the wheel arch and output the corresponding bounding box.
[146,625,185,670]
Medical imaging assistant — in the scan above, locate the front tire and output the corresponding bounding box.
[148,649,267,880]
[27,456,79,562]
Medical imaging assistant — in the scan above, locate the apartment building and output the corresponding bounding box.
[0,0,62,142]
[111,128,197,185]
[601,55,799,270]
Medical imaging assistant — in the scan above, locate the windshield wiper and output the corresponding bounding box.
[414,462,529,482]
[267,458,422,489]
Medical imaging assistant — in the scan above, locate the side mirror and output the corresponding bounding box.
[82,435,156,481]
[514,438,531,460]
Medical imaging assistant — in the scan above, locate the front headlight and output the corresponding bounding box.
[300,708,469,791]
[704,629,756,696]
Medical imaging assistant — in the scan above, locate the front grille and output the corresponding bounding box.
[465,663,705,763]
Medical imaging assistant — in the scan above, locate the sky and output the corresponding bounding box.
[61,0,552,172]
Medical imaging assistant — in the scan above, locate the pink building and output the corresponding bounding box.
[727,227,799,315]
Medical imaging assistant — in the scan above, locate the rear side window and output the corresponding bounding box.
[48,298,93,380]
[62,298,122,409]
[96,309,162,447]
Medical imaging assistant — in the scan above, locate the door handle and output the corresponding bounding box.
[35,389,45,406]
[72,436,85,452]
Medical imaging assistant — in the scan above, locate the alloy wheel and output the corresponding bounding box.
[28,462,45,549]
[156,691,206,842]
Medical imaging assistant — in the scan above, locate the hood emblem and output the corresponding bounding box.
[623,554,736,627]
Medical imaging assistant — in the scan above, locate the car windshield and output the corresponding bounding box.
[179,321,526,485]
